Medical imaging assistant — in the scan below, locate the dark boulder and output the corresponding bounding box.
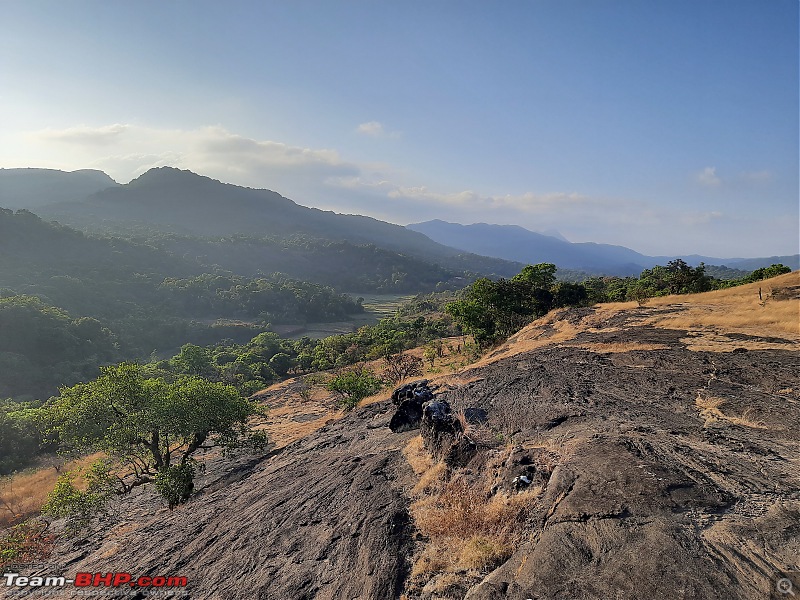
[389,399,425,433]
[387,380,439,431]
[420,400,477,466]
[391,379,436,405]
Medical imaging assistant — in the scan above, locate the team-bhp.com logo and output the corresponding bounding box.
[3,572,188,589]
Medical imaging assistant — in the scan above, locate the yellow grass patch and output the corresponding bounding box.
[0,453,104,529]
[472,310,582,368]
[694,394,768,429]
[640,273,800,349]
[409,477,539,575]
[403,436,434,476]
[412,462,448,498]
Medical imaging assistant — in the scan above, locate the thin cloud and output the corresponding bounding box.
[356,121,400,138]
[22,122,790,256]
[696,166,721,187]
[29,124,361,185]
[33,124,129,145]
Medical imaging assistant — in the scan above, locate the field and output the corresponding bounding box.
[272,293,416,339]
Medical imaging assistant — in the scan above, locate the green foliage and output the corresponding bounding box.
[41,461,115,533]
[154,463,196,510]
[636,260,713,297]
[743,263,791,282]
[552,282,589,308]
[158,272,364,323]
[581,261,791,303]
[48,364,262,500]
[446,264,574,346]
[326,366,384,410]
[512,263,557,289]
[268,352,294,376]
[0,401,51,475]
[0,296,119,399]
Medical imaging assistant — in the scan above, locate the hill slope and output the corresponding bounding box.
[408,219,652,274]
[34,167,521,278]
[0,168,118,209]
[22,273,800,599]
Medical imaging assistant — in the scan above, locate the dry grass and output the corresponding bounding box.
[412,462,448,498]
[641,272,800,349]
[409,475,538,576]
[403,436,434,476]
[472,310,582,368]
[694,394,769,430]
[0,453,103,529]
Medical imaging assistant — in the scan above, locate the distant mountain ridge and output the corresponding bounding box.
[407,219,799,275]
[30,167,521,279]
[0,167,118,208]
[2,167,794,278]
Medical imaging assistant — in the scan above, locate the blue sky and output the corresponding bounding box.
[1,0,797,257]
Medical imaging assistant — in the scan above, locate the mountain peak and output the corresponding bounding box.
[129,167,217,187]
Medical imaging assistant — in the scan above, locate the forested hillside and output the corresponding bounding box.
[35,167,522,278]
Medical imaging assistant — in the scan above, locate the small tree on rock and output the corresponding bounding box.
[326,366,384,411]
[48,363,266,508]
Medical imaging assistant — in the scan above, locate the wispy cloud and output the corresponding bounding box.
[695,166,721,187]
[34,124,129,145]
[29,124,359,187]
[356,121,400,138]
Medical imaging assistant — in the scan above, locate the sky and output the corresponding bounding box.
[1,0,797,258]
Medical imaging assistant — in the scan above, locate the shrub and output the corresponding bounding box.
[154,463,196,510]
[0,520,53,569]
[41,461,114,534]
[326,366,384,410]
[383,353,424,384]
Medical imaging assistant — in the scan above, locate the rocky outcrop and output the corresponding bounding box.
[389,381,482,467]
[389,380,437,432]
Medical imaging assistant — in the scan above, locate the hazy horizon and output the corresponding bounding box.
[1,1,797,257]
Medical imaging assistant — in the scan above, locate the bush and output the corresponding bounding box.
[326,366,384,410]
[154,463,196,510]
[41,461,115,533]
[383,353,424,384]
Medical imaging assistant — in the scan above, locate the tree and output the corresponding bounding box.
[446,265,558,347]
[171,344,217,378]
[48,363,265,506]
[512,263,557,290]
[326,366,384,410]
[268,352,294,376]
[552,282,589,308]
[383,353,424,384]
[746,264,791,282]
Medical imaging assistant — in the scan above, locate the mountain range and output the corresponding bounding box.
[0,167,520,281]
[0,167,795,278]
[407,219,799,276]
